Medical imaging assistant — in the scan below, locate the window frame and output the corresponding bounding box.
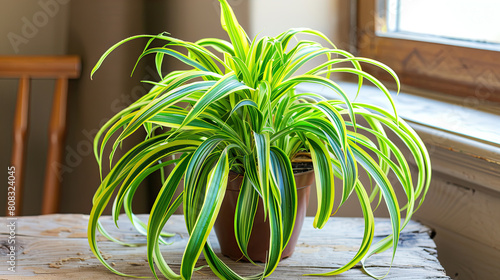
[357,0,500,104]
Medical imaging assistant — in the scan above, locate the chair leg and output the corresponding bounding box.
[8,76,30,216]
[42,78,68,214]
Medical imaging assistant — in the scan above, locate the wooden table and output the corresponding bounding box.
[0,214,449,279]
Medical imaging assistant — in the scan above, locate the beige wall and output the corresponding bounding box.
[0,0,70,55]
[249,0,354,82]
[62,1,149,215]
[250,0,353,49]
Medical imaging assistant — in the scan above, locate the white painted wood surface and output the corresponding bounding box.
[0,214,449,279]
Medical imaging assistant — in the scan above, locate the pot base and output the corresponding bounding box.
[213,170,314,262]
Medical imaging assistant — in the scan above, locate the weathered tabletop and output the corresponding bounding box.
[0,214,449,279]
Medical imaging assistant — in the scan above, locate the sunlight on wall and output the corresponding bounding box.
[249,0,335,39]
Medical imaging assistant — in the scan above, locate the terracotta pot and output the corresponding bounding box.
[213,170,315,262]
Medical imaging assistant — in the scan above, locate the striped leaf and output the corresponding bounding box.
[181,149,230,280]
[88,0,431,279]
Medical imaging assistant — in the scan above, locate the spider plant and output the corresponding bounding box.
[88,0,431,279]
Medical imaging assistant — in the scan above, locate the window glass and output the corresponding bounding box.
[379,0,500,45]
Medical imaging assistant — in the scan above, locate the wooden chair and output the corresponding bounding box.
[1,56,81,215]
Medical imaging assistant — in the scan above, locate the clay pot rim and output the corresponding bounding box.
[226,169,314,192]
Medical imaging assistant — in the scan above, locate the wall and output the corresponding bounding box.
[0,0,70,55]
[62,0,149,215]
[250,0,353,49]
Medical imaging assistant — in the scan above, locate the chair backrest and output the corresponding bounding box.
[1,56,80,215]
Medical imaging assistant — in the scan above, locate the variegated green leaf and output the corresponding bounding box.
[89,1,431,279]
[181,149,230,280]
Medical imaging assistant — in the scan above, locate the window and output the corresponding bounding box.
[357,0,500,103]
[382,0,500,46]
